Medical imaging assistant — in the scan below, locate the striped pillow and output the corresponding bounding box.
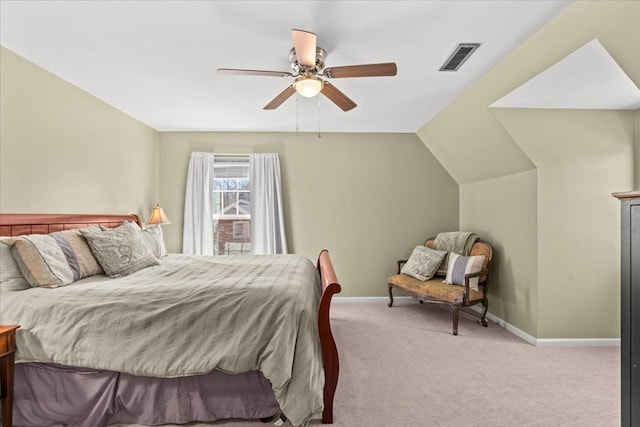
[444,253,485,291]
[6,228,103,288]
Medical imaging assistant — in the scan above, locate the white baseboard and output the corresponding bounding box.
[334,297,620,347]
[534,338,620,347]
[469,306,620,347]
[464,305,537,345]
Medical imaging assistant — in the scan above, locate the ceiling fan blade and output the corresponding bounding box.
[263,85,296,110]
[291,29,317,67]
[323,62,397,79]
[321,82,357,112]
[217,68,292,77]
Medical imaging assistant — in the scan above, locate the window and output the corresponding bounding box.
[211,156,251,255]
[183,152,286,256]
[233,221,251,239]
[212,177,250,219]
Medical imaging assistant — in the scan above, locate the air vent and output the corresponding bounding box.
[439,43,481,71]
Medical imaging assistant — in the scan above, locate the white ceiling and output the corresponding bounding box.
[491,39,640,110]
[0,0,571,133]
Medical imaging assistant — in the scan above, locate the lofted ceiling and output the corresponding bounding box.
[490,39,640,110]
[0,0,571,133]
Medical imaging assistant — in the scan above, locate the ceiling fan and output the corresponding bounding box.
[217,29,397,112]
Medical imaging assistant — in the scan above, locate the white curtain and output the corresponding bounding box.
[250,153,288,254]
[182,152,215,255]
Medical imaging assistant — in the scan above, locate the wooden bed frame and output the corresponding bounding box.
[0,213,342,424]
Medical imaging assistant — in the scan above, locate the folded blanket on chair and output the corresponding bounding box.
[434,231,479,275]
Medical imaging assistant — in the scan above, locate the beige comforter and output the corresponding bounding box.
[0,254,324,426]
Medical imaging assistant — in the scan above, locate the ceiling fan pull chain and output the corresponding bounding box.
[317,95,321,139]
[296,94,299,132]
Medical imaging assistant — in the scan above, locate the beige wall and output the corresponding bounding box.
[159,132,459,297]
[417,1,639,339]
[493,109,634,338]
[0,47,159,218]
[0,44,461,299]
[460,170,538,337]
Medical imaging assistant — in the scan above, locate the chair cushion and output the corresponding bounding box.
[388,274,483,304]
[400,246,446,281]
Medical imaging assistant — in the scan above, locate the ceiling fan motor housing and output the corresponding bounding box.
[289,46,327,75]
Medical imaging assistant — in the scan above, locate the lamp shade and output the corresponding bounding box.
[147,205,171,225]
[293,76,324,98]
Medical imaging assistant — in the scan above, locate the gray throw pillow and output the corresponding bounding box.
[401,246,447,281]
[81,221,159,277]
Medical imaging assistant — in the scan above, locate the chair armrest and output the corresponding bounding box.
[462,269,490,302]
[465,269,489,280]
[396,260,408,274]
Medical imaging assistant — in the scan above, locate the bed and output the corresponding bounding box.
[0,213,341,427]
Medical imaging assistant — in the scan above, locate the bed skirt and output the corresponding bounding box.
[12,362,280,427]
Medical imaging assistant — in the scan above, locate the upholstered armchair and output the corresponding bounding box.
[387,237,493,335]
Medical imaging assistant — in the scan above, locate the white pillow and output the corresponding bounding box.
[140,225,168,257]
[444,253,485,291]
[0,237,30,291]
[400,246,447,281]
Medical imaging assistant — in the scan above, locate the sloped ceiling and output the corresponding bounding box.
[417,1,640,184]
[490,39,640,110]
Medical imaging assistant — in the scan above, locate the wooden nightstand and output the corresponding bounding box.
[0,325,19,427]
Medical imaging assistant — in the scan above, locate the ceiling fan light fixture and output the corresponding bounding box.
[293,76,324,97]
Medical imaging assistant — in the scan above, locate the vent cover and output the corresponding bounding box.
[440,43,481,71]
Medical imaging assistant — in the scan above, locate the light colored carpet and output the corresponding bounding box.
[115,300,620,427]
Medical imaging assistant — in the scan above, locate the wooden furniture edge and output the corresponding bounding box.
[0,213,142,236]
[316,249,342,424]
[0,325,20,427]
[612,191,640,200]
[614,191,639,425]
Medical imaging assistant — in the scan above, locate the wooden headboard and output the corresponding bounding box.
[0,213,142,237]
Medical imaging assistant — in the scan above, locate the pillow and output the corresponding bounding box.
[80,221,159,277]
[401,246,447,281]
[4,228,103,288]
[1,237,24,281]
[0,237,30,291]
[444,253,486,291]
[140,225,168,258]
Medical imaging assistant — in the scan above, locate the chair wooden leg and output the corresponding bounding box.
[452,306,459,336]
[479,300,489,327]
[388,285,394,307]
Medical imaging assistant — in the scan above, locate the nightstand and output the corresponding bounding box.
[0,325,19,427]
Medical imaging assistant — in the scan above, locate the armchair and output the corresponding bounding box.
[388,237,493,335]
